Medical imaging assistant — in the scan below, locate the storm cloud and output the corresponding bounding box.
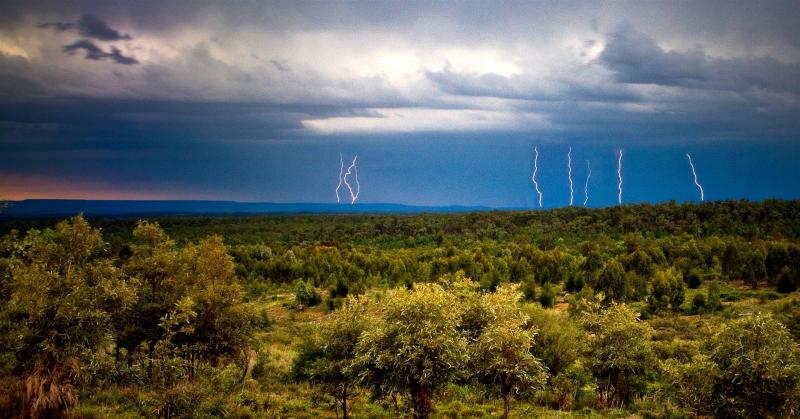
[599,26,800,93]
[1,0,799,205]
[62,39,138,64]
[40,14,131,41]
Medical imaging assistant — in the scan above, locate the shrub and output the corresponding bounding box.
[539,283,555,308]
[691,293,706,314]
[776,266,798,293]
[580,303,654,406]
[666,313,800,417]
[295,280,321,307]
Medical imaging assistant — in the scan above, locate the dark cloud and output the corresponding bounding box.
[425,69,643,103]
[76,14,131,41]
[599,26,800,93]
[39,14,131,41]
[63,39,138,65]
[63,39,106,59]
[107,46,138,65]
[270,59,291,72]
[38,21,76,31]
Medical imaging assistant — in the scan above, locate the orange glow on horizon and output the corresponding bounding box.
[0,174,220,201]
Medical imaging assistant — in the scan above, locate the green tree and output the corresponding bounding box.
[527,307,584,409]
[667,314,800,417]
[580,303,654,406]
[166,236,256,366]
[302,297,372,418]
[594,259,627,304]
[707,313,800,417]
[469,285,547,418]
[776,266,798,293]
[706,281,722,312]
[662,354,719,416]
[538,282,555,308]
[295,280,321,307]
[1,215,135,415]
[352,283,468,419]
[120,221,183,364]
[647,268,685,313]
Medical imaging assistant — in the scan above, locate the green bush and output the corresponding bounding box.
[295,280,321,307]
[539,283,555,308]
[691,293,706,314]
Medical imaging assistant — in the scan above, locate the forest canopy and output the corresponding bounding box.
[1,200,800,417]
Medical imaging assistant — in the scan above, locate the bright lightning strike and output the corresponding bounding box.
[531,146,543,208]
[686,153,705,201]
[343,155,360,204]
[335,153,344,203]
[353,163,360,203]
[567,146,574,206]
[617,149,624,205]
[583,160,591,206]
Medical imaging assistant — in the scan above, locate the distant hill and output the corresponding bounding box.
[0,199,495,218]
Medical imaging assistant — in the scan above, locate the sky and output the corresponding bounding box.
[0,0,799,208]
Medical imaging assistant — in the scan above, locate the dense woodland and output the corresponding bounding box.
[2,200,800,418]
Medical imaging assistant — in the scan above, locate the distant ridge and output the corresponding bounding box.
[0,199,495,218]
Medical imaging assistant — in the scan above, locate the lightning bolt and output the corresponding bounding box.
[343,155,359,204]
[583,160,591,206]
[617,149,623,205]
[353,162,360,203]
[567,146,574,206]
[531,146,543,208]
[335,153,344,203]
[686,153,704,201]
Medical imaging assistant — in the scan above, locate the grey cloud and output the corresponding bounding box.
[39,14,131,41]
[599,26,800,94]
[63,39,138,65]
[425,69,643,103]
[38,21,76,31]
[63,39,106,59]
[76,14,130,41]
[107,47,138,65]
[270,59,291,72]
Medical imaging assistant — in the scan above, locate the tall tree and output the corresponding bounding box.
[469,285,547,418]
[580,303,654,406]
[303,297,372,418]
[1,215,135,416]
[352,283,468,419]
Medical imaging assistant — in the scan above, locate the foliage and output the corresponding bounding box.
[468,285,547,418]
[352,283,469,419]
[304,296,372,418]
[594,259,628,304]
[0,216,256,416]
[707,313,800,417]
[295,280,321,308]
[538,282,555,308]
[2,201,800,417]
[580,303,654,406]
[647,268,685,313]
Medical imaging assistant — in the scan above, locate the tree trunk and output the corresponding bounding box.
[411,385,431,419]
[341,383,348,419]
[502,394,509,419]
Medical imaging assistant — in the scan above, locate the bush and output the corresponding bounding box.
[580,303,654,406]
[776,266,798,293]
[522,278,537,302]
[706,282,722,312]
[539,283,555,308]
[685,271,701,289]
[667,313,800,417]
[691,293,706,314]
[647,268,685,313]
[295,280,321,307]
